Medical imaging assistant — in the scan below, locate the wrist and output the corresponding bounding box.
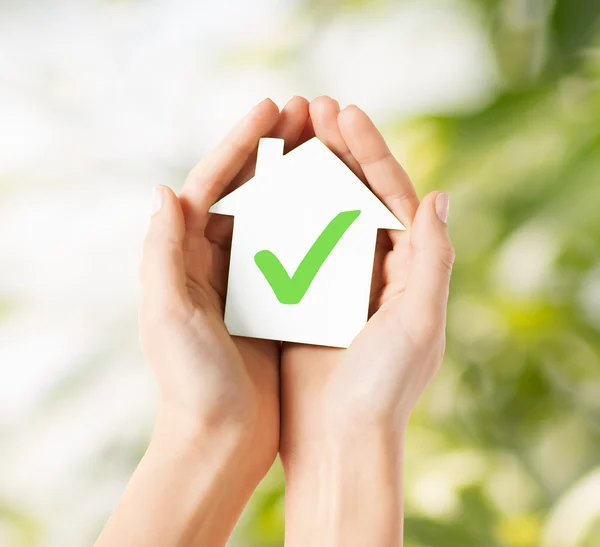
[282,421,406,476]
[151,405,252,470]
[282,424,406,547]
[110,403,265,547]
[281,406,409,469]
[153,399,276,482]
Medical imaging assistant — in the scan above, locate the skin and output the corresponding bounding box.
[95,97,311,547]
[95,96,454,547]
[280,97,454,546]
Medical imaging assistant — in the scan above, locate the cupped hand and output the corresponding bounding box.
[139,97,310,477]
[280,97,455,458]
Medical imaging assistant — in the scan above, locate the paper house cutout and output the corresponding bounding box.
[209,137,405,348]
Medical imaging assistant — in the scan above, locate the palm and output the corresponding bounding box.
[371,231,412,311]
[197,169,280,401]
[281,231,412,369]
[174,98,310,465]
[280,98,417,358]
[279,98,425,445]
[174,157,281,465]
[178,97,310,379]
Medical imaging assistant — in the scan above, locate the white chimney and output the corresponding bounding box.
[255,138,284,177]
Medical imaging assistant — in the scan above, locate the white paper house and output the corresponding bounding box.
[209,137,405,348]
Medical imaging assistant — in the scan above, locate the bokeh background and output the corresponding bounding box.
[1,0,599,545]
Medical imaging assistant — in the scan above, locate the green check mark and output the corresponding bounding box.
[254,210,361,305]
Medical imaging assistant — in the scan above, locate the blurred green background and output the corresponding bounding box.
[0,0,599,546]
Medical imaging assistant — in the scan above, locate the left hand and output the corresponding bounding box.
[280,97,454,460]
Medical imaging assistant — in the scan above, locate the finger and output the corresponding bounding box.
[204,96,310,252]
[271,96,310,151]
[337,105,420,234]
[309,96,364,179]
[398,192,454,338]
[296,113,315,146]
[180,98,280,234]
[140,185,189,319]
[232,96,310,186]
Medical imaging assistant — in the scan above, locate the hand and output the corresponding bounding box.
[97,98,312,547]
[139,97,309,481]
[280,97,454,546]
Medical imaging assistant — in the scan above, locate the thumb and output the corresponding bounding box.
[140,185,188,318]
[401,191,454,337]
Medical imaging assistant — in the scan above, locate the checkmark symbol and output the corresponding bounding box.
[254,210,361,305]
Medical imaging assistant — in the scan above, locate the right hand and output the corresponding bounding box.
[280,97,454,457]
[138,97,310,478]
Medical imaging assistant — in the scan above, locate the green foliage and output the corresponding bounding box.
[0,503,43,547]
[0,298,15,322]
[235,0,600,545]
[6,0,593,545]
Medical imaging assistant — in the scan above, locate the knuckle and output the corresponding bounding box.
[410,317,440,345]
[388,187,418,205]
[142,231,158,259]
[140,292,192,330]
[439,244,455,274]
[144,228,181,251]
[184,158,208,186]
[228,134,255,156]
[141,233,182,272]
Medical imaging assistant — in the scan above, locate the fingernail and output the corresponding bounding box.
[435,192,449,223]
[151,185,163,216]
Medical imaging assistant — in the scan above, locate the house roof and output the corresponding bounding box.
[209,137,405,231]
